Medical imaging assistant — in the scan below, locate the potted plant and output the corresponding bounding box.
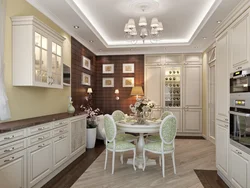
[80,105,101,148]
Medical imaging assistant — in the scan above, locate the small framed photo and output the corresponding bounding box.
[81,73,91,86]
[123,63,134,73]
[103,64,114,74]
[82,56,91,70]
[103,78,114,87]
[123,77,134,87]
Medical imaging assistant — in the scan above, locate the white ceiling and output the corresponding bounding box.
[27,0,241,55]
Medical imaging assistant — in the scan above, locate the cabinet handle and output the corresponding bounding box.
[4,157,15,163]
[225,118,228,122]
[225,124,228,127]
[237,151,242,155]
[4,135,15,140]
[59,136,65,139]
[38,127,45,131]
[38,136,45,140]
[38,143,45,148]
[59,130,64,133]
[4,147,15,152]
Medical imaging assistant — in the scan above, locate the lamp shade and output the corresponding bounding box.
[151,17,159,28]
[139,16,147,27]
[87,88,93,94]
[124,23,131,33]
[128,19,136,29]
[130,86,144,96]
[130,28,137,36]
[157,22,163,31]
[115,89,119,94]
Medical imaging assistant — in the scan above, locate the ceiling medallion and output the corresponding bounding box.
[129,0,159,14]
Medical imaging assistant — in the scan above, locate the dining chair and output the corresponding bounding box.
[103,114,136,174]
[146,111,173,143]
[143,115,177,177]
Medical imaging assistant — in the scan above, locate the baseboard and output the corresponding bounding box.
[176,136,205,140]
[217,170,231,187]
[202,134,207,140]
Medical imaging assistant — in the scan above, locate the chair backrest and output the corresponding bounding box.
[160,115,177,144]
[160,111,173,120]
[112,110,125,122]
[104,114,117,142]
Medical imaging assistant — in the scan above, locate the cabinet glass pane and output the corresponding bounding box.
[42,36,47,50]
[41,50,47,71]
[35,32,41,47]
[57,45,62,56]
[35,47,41,70]
[164,67,181,108]
[52,54,57,73]
[52,42,57,54]
[35,70,41,82]
[41,71,47,83]
[57,56,61,74]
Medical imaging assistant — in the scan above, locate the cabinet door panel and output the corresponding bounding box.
[183,109,202,132]
[216,121,229,178]
[71,118,86,156]
[168,108,182,132]
[183,65,202,108]
[216,32,229,123]
[145,66,162,107]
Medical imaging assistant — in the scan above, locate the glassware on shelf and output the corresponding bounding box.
[173,71,176,74]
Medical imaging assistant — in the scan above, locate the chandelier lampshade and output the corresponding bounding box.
[139,16,147,27]
[157,22,163,31]
[124,23,130,33]
[151,17,159,28]
[128,19,136,29]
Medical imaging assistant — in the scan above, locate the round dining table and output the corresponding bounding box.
[116,120,161,169]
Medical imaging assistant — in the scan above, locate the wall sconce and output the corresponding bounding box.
[86,88,93,100]
[115,89,119,100]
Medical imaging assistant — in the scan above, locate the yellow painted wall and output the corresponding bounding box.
[2,0,71,121]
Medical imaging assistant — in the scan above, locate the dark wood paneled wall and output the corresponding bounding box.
[95,55,144,114]
[71,37,96,111]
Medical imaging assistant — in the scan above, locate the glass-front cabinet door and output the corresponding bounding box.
[34,32,48,86]
[164,66,182,108]
[51,41,62,87]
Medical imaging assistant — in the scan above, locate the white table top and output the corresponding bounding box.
[116,120,161,134]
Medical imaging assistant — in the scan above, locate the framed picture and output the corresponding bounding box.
[123,77,134,87]
[102,78,114,87]
[123,63,134,73]
[81,73,91,86]
[102,64,114,74]
[82,56,91,70]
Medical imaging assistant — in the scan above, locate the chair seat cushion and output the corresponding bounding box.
[144,142,174,152]
[146,135,161,142]
[107,141,136,150]
[116,133,137,141]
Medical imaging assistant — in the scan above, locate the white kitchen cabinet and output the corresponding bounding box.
[216,120,229,179]
[145,66,162,108]
[27,139,53,188]
[183,64,202,108]
[230,10,250,72]
[168,108,182,132]
[183,108,202,133]
[229,145,250,188]
[53,133,69,170]
[12,16,64,89]
[184,54,202,65]
[0,150,26,188]
[216,32,230,123]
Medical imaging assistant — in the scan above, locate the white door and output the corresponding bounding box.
[183,108,202,133]
[27,140,53,188]
[208,62,216,143]
[169,108,182,132]
[216,120,229,179]
[183,65,202,109]
[0,150,26,188]
[144,66,162,108]
[216,32,229,123]
[53,133,70,170]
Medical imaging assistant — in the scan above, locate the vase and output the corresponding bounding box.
[67,101,75,114]
[136,111,146,124]
[87,127,97,148]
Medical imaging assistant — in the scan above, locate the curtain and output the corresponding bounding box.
[0,0,11,120]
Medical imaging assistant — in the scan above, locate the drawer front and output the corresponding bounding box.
[231,144,249,161]
[53,125,68,137]
[53,120,69,129]
[0,129,26,146]
[0,149,26,167]
[27,123,52,136]
[0,139,26,158]
[27,131,51,147]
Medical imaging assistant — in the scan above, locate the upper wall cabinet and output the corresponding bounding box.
[230,10,250,72]
[12,16,65,89]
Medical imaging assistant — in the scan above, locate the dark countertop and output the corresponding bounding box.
[0,112,86,134]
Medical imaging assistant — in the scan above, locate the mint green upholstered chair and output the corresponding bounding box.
[104,114,136,174]
[143,115,177,177]
[112,110,137,143]
[146,111,173,143]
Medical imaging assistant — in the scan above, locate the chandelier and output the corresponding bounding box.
[124,16,164,44]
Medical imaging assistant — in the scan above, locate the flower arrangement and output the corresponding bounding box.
[80,105,101,128]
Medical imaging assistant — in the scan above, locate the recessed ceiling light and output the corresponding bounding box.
[217,20,222,24]
[194,46,198,49]
[73,25,79,29]
[203,37,207,40]
[89,40,94,43]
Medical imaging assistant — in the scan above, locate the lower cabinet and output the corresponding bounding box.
[151,108,162,119]
[216,120,229,180]
[169,108,183,132]
[183,108,202,133]
[27,140,53,188]
[230,145,250,188]
[0,150,26,188]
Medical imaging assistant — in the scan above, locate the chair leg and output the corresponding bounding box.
[159,155,161,167]
[161,153,165,177]
[133,148,136,171]
[104,149,108,170]
[112,150,115,174]
[172,152,176,174]
[143,149,146,171]
[120,153,124,164]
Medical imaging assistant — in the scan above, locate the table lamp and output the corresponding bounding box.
[130,86,144,99]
